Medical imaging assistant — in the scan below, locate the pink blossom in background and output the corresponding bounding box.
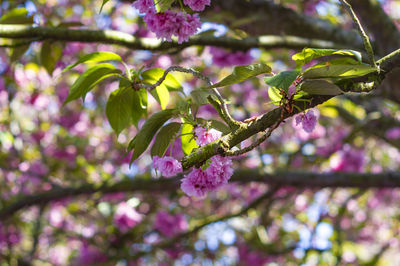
[238,242,272,265]
[194,127,222,145]
[181,168,213,198]
[205,155,233,187]
[184,0,211,11]
[154,211,188,237]
[153,156,182,177]
[209,47,253,67]
[77,243,107,264]
[385,127,400,139]
[330,145,365,172]
[0,224,21,248]
[133,0,155,13]
[113,202,142,232]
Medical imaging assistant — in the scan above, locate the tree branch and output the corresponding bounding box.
[0,24,355,51]
[209,0,365,51]
[2,171,400,219]
[181,49,400,170]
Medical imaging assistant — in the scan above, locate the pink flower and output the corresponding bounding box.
[209,47,253,67]
[180,168,213,198]
[205,155,233,187]
[113,202,142,232]
[153,156,182,177]
[77,243,107,264]
[385,127,400,139]
[194,127,222,145]
[330,145,365,172]
[294,109,317,133]
[154,211,188,237]
[184,0,211,11]
[143,10,201,43]
[181,155,234,197]
[133,0,155,13]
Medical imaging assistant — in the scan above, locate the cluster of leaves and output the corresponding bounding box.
[266,48,378,109]
[62,52,273,163]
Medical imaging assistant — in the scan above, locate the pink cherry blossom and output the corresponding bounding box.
[330,145,365,172]
[133,0,155,13]
[180,168,213,198]
[143,10,201,43]
[153,156,182,177]
[154,211,188,237]
[113,202,142,232]
[184,0,211,11]
[205,155,233,187]
[294,109,317,133]
[194,127,222,145]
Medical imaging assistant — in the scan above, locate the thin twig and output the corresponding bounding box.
[339,0,377,68]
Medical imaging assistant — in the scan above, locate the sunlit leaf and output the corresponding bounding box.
[292,48,362,66]
[181,123,198,155]
[208,63,272,89]
[62,51,122,73]
[302,64,377,79]
[268,86,282,106]
[141,68,182,92]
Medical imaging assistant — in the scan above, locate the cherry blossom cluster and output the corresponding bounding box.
[152,126,233,198]
[133,0,208,43]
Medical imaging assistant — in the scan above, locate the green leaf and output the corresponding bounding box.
[191,89,212,106]
[131,109,177,162]
[208,63,272,89]
[181,123,198,155]
[64,63,121,104]
[141,68,182,92]
[40,41,64,75]
[99,0,110,13]
[302,64,377,80]
[0,8,33,24]
[150,85,170,110]
[106,82,146,135]
[151,122,181,157]
[268,86,282,105]
[300,80,344,95]
[292,48,362,66]
[264,70,300,93]
[62,52,122,73]
[156,0,176,12]
[10,44,30,62]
